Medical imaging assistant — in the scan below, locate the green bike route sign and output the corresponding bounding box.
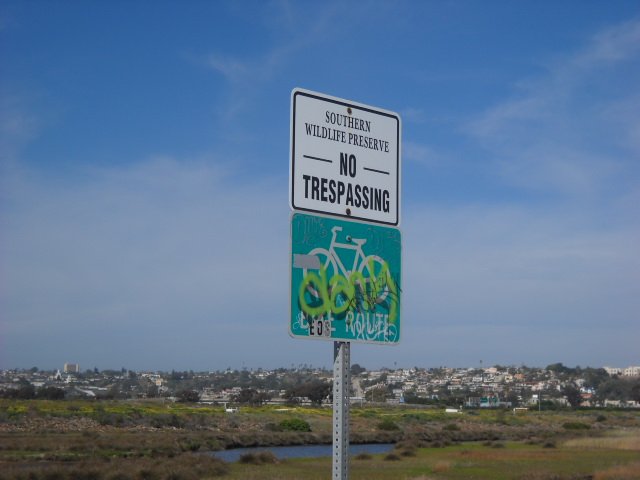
[290,212,401,345]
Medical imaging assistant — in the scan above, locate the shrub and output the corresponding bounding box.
[95,413,128,427]
[394,442,417,457]
[442,423,459,431]
[377,418,400,431]
[150,414,183,429]
[239,451,278,465]
[433,461,452,473]
[354,453,372,460]
[395,439,423,450]
[256,451,278,464]
[278,418,311,432]
[384,453,401,461]
[178,440,201,452]
[398,447,417,457]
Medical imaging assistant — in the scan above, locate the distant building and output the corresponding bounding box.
[64,363,80,374]
[604,366,622,376]
[466,396,501,408]
[623,366,640,377]
[604,366,640,377]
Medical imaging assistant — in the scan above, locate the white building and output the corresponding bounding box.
[623,366,640,377]
[604,366,640,377]
[63,363,80,374]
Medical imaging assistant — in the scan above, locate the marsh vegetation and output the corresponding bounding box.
[1,399,639,479]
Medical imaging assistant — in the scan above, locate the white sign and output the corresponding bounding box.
[290,88,401,226]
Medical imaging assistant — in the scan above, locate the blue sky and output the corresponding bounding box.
[1,1,639,371]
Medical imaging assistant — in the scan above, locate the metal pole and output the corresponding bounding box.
[333,341,350,480]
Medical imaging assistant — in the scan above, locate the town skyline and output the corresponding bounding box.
[5,360,639,375]
[3,361,639,410]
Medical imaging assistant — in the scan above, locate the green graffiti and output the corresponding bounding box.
[298,268,330,317]
[298,258,399,322]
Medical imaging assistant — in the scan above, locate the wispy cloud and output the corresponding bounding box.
[570,18,640,67]
[403,141,446,168]
[206,56,251,83]
[400,107,426,124]
[201,1,343,118]
[0,94,39,162]
[467,18,640,198]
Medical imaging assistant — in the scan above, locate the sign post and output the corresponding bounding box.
[289,88,401,479]
[333,341,350,480]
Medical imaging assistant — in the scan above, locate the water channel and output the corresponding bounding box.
[211,443,394,463]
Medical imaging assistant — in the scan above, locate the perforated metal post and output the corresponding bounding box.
[333,341,350,480]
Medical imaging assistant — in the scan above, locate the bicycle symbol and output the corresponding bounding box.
[301,225,392,311]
